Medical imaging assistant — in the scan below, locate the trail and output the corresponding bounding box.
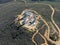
[38,33,48,45]
[32,30,38,45]
[50,22,58,34]
[32,24,48,45]
[30,3,60,45]
[37,3,60,45]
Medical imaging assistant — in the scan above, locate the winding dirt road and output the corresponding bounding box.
[30,3,60,45]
